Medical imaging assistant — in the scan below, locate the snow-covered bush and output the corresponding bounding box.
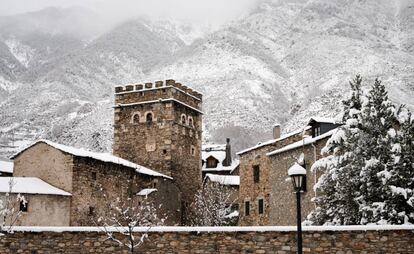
[307,75,414,225]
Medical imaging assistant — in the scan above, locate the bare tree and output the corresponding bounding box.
[189,182,237,226]
[97,196,165,253]
[0,178,26,234]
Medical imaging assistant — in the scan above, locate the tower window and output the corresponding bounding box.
[92,172,97,181]
[188,117,193,127]
[20,200,28,212]
[191,146,195,156]
[253,165,260,183]
[131,113,140,124]
[181,114,187,125]
[258,199,264,214]
[89,206,95,216]
[146,113,153,123]
[245,201,250,216]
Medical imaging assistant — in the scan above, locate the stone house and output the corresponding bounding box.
[204,173,240,205]
[5,139,180,226]
[0,160,13,176]
[237,118,341,226]
[202,138,239,179]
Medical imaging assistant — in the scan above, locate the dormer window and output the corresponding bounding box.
[313,126,321,137]
[206,156,218,168]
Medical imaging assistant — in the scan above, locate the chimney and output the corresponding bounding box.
[223,138,232,167]
[273,124,281,139]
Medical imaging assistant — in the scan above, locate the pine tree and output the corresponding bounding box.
[307,76,414,225]
[307,75,364,225]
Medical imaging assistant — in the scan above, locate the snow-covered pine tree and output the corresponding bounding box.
[357,79,399,224]
[307,76,414,225]
[378,107,414,224]
[307,75,365,225]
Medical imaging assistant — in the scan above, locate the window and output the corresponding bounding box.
[131,113,140,123]
[253,165,260,183]
[163,149,167,155]
[92,172,97,181]
[258,199,264,214]
[181,114,187,125]
[19,200,28,212]
[245,201,250,216]
[146,112,153,123]
[153,182,157,188]
[89,206,95,216]
[313,126,321,137]
[191,146,195,156]
[206,157,218,168]
[188,117,193,127]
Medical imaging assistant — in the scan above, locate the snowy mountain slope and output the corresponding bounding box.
[0,0,413,158]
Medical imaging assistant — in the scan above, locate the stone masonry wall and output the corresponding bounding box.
[1,227,413,253]
[238,130,309,226]
[70,157,181,226]
[268,137,328,226]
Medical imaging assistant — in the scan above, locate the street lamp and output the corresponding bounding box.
[288,163,307,254]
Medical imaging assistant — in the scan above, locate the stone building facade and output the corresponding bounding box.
[8,140,181,226]
[237,118,340,225]
[113,79,203,214]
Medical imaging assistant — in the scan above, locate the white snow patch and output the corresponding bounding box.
[205,174,240,186]
[0,160,13,174]
[0,177,71,196]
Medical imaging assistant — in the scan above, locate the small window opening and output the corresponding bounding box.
[258,199,264,214]
[20,200,28,212]
[153,182,157,188]
[132,113,140,123]
[163,149,167,154]
[189,117,193,127]
[181,115,186,125]
[253,165,260,183]
[191,147,195,156]
[245,201,250,216]
[92,172,97,181]
[89,206,95,216]
[146,113,153,123]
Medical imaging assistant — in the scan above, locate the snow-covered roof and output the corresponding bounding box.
[205,173,240,186]
[0,160,13,174]
[237,126,311,155]
[137,188,157,196]
[288,163,306,176]
[201,143,239,172]
[11,140,171,179]
[308,117,337,124]
[267,129,336,156]
[0,177,71,196]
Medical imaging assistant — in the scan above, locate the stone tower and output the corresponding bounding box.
[113,79,202,219]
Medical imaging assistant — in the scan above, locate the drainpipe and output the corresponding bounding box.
[311,143,317,207]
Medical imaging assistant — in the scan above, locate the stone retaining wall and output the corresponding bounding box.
[0,226,413,253]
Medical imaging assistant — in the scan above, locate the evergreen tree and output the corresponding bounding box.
[307,76,414,225]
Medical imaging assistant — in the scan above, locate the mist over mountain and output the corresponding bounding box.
[0,0,413,159]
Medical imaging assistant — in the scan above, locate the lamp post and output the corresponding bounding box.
[288,163,307,254]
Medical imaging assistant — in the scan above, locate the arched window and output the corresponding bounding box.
[181,114,187,125]
[146,112,153,123]
[188,117,193,127]
[131,113,140,124]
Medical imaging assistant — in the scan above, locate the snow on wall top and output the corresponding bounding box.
[137,188,157,196]
[0,160,13,174]
[0,177,71,196]
[11,139,172,179]
[9,225,414,233]
[267,129,336,156]
[205,173,240,186]
[237,126,311,155]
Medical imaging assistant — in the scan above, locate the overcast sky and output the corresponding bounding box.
[0,0,260,27]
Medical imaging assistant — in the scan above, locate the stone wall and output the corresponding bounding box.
[238,130,309,226]
[70,157,181,226]
[13,142,74,193]
[1,226,413,253]
[268,137,329,226]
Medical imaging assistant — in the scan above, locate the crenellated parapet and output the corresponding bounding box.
[115,79,202,101]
